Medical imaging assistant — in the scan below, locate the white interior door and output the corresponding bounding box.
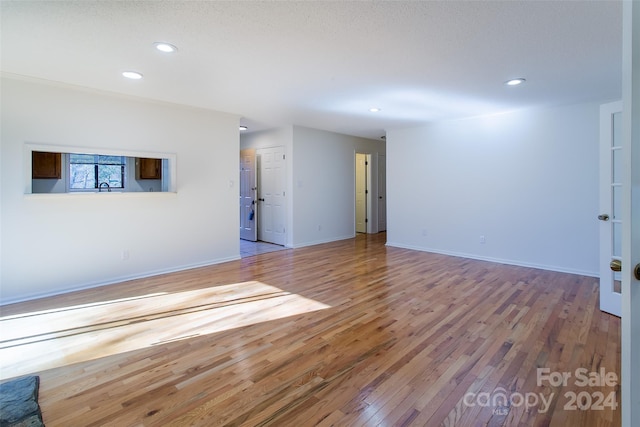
[599,101,623,316]
[257,146,286,245]
[240,149,257,242]
[378,154,387,232]
[355,153,367,233]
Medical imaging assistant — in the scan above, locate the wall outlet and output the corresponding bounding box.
[121,249,130,260]
[479,235,486,244]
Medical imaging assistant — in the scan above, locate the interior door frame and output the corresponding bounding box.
[355,152,373,234]
[355,153,367,233]
[622,1,639,425]
[378,153,387,232]
[239,148,257,242]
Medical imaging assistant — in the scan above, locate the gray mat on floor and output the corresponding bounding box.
[0,376,44,427]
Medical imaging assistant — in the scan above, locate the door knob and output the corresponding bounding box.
[610,262,640,279]
[610,259,622,272]
[598,214,610,221]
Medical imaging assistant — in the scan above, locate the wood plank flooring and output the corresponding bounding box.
[0,233,620,426]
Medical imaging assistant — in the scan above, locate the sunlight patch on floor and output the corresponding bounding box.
[0,281,330,379]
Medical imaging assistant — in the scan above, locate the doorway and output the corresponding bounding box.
[239,146,286,256]
[378,154,387,232]
[240,148,257,242]
[256,146,286,245]
[355,153,371,234]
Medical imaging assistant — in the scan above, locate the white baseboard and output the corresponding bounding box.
[1,255,241,305]
[385,241,598,278]
[291,234,356,249]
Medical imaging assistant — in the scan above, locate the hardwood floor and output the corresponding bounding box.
[0,233,620,426]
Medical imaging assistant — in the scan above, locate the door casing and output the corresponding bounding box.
[621,1,640,424]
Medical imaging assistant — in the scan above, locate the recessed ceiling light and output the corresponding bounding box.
[154,42,178,53]
[369,107,381,113]
[122,71,143,80]
[505,78,526,86]
[239,126,248,131]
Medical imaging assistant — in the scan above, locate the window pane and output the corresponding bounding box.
[613,185,622,220]
[613,148,622,184]
[98,165,123,188]
[613,271,622,294]
[98,156,125,165]
[70,154,95,164]
[613,111,622,148]
[613,222,622,258]
[70,164,96,188]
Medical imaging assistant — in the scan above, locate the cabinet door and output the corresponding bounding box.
[136,158,161,180]
[32,151,61,179]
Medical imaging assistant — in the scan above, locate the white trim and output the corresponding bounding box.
[291,234,355,249]
[0,255,240,306]
[621,1,640,424]
[385,241,599,278]
[24,191,178,200]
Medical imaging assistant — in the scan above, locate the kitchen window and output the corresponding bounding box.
[69,154,126,191]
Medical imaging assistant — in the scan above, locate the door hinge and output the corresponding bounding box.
[365,218,368,223]
[283,154,286,160]
[365,190,368,194]
[365,161,368,165]
[283,191,285,196]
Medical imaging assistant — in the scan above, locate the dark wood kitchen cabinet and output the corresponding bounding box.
[32,151,61,179]
[136,157,162,180]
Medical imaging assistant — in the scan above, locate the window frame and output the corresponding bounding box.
[68,154,127,192]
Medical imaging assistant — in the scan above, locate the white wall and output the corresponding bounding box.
[387,102,600,276]
[1,76,240,303]
[241,125,385,248]
[291,126,385,247]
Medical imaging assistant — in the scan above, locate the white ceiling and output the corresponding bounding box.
[0,0,622,139]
